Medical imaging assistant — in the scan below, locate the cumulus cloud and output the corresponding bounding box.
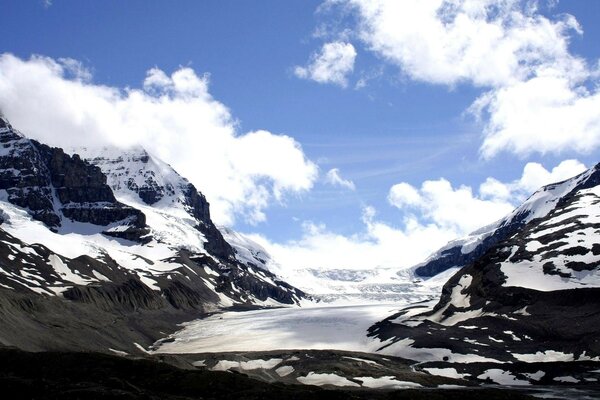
[472,73,600,158]
[480,159,587,202]
[0,53,318,225]
[294,41,357,87]
[253,160,586,271]
[325,168,356,190]
[320,0,600,158]
[336,0,583,87]
[388,178,514,235]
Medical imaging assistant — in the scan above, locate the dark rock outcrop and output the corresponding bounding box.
[0,117,148,241]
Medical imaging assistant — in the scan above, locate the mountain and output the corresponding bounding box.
[368,163,600,384]
[0,116,305,354]
[414,166,598,277]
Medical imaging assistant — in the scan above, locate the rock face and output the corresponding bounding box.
[414,165,600,277]
[0,117,148,241]
[368,164,600,383]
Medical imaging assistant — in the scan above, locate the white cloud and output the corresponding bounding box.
[0,53,318,226]
[321,0,600,158]
[253,160,586,272]
[249,207,458,271]
[472,73,600,158]
[389,178,514,235]
[336,0,582,87]
[325,168,356,190]
[480,159,587,202]
[294,41,357,87]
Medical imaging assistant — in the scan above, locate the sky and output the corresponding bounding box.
[1,0,599,271]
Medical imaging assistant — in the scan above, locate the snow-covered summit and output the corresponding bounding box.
[73,145,233,259]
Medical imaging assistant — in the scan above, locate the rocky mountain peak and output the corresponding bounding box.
[0,117,148,241]
[75,145,233,259]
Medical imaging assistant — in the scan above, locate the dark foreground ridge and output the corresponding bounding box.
[0,348,536,400]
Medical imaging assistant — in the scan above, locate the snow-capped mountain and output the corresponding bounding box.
[367,163,600,383]
[0,116,306,353]
[414,165,599,277]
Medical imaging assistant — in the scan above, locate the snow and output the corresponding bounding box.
[153,304,401,354]
[423,368,469,379]
[239,358,283,370]
[192,360,206,367]
[48,254,92,285]
[524,371,545,381]
[415,166,594,281]
[355,376,422,388]
[553,376,579,383]
[500,191,600,292]
[275,365,295,377]
[513,351,575,362]
[108,348,129,356]
[210,358,283,371]
[133,342,151,354]
[297,372,360,387]
[477,369,531,386]
[211,360,240,371]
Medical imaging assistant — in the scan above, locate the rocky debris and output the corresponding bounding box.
[0,348,540,400]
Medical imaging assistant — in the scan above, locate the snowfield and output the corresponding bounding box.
[154,303,403,354]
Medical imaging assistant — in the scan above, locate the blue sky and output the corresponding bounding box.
[1,0,600,270]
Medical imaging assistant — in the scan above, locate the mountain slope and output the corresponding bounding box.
[0,117,306,353]
[367,163,600,382]
[414,165,598,277]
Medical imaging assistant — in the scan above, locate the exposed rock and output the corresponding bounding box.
[0,117,149,241]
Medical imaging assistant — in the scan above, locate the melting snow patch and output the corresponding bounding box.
[133,343,151,354]
[553,376,579,383]
[423,368,469,379]
[513,351,575,363]
[297,372,360,387]
[192,360,206,367]
[48,254,91,285]
[108,348,129,356]
[524,371,545,381]
[240,358,282,370]
[211,360,240,372]
[210,358,282,371]
[275,365,294,377]
[503,331,521,341]
[355,376,422,389]
[477,369,530,386]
